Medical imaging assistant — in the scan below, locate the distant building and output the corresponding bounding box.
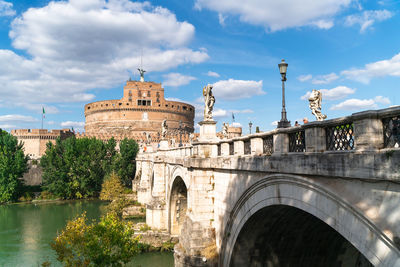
[11,129,74,159]
[83,79,195,146]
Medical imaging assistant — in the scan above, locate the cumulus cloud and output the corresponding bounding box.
[0,114,38,122]
[345,9,393,33]
[163,73,196,87]
[271,120,278,126]
[297,74,312,82]
[61,121,85,127]
[212,79,265,100]
[195,0,352,31]
[330,96,390,110]
[231,122,242,127]
[311,73,339,84]
[0,0,15,16]
[0,0,208,107]
[0,124,16,129]
[301,86,356,101]
[207,71,220,78]
[341,53,400,83]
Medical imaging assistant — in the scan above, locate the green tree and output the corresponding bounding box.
[51,212,140,267]
[40,137,117,199]
[113,138,139,187]
[0,129,29,202]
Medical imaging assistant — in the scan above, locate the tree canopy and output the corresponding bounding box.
[0,129,29,202]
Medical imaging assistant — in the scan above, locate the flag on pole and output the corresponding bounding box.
[232,113,235,122]
[42,107,45,118]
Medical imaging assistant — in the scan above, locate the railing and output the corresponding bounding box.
[289,130,305,152]
[150,107,400,157]
[325,122,354,151]
[383,115,400,148]
[263,135,273,155]
[244,140,251,155]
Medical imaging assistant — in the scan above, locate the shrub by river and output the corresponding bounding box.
[0,200,173,266]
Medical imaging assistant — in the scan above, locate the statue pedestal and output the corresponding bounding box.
[159,139,169,150]
[199,120,217,141]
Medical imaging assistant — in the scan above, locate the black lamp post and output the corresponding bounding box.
[277,59,291,128]
[249,121,253,134]
[179,121,183,147]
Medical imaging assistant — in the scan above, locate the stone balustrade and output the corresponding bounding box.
[143,106,400,159]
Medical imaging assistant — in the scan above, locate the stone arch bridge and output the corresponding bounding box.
[135,107,400,267]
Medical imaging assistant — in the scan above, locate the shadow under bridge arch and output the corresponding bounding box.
[169,176,188,236]
[221,174,400,267]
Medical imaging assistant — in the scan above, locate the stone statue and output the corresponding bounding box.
[222,122,228,139]
[138,68,146,82]
[203,84,215,121]
[161,119,168,138]
[308,89,327,121]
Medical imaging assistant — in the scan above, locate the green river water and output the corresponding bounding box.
[0,200,174,267]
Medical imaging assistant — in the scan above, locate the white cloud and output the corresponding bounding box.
[312,73,339,84]
[301,86,356,101]
[213,108,228,118]
[212,79,265,100]
[330,96,390,110]
[0,124,16,129]
[374,95,390,104]
[0,114,38,122]
[271,120,278,126]
[61,121,85,127]
[298,74,312,82]
[0,0,15,16]
[195,0,352,31]
[345,10,393,33]
[165,97,184,102]
[341,53,400,83]
[163,73,196,87]
[231,122,242,127]
[218,13,227,26]
[207,71,220,78]
[0,0,208,108]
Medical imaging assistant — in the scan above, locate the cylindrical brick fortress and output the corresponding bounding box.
[84,80,195,139]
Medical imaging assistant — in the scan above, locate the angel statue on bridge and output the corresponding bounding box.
[203,84,215,121]
[161,119,168,138]
[308,89,327,121]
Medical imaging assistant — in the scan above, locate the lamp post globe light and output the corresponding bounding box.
[277,59,291,128]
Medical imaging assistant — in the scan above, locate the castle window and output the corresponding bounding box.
[156,92,160,97]
[88,106,91,110]
[126,103,129,105]
[137,100,152,106]
[129,90,132,96]
[138,91,141,97]
[129,97,132,101]
[148,91,151,97]
[189,108,192,111]
[183,106,187,110]
[119,103,122,106]
[106,104,108,106]
[165,104,168,107]
[156,98,160,103]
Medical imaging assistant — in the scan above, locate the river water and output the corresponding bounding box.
[0,200,174,267]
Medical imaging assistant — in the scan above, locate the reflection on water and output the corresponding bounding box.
[0,200,173,267]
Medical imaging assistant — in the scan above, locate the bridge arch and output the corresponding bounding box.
[221,174,400,267]
[168,166,189,235]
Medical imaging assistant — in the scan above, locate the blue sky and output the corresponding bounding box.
[0,0,399,133]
